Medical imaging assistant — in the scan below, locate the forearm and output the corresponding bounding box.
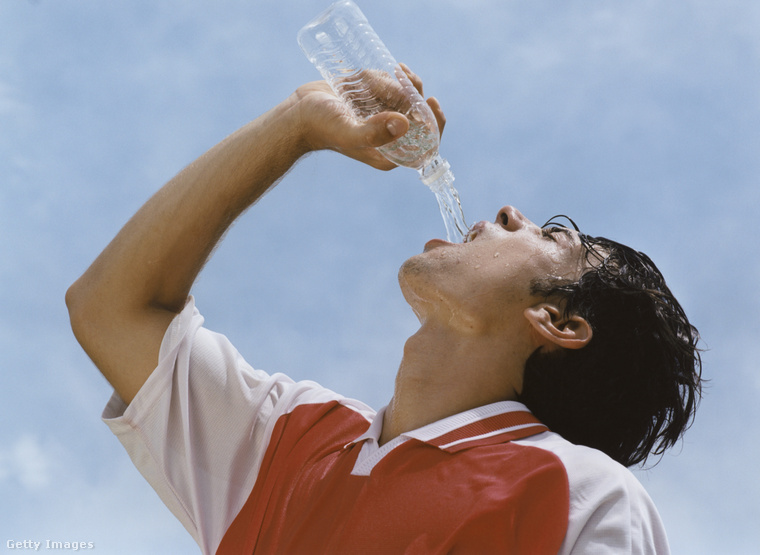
[91,99,305,311]
[67,94,307,400]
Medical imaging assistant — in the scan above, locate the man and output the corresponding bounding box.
[67,69,701,554]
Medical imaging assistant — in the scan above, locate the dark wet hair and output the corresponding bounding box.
[518,216,703,467]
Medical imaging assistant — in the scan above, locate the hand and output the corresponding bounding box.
[292,64,446,171]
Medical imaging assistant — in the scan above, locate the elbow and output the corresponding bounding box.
[66,276,113,369]
[65,279,80,317]
[65,279,85,339]
[65,277,97,348]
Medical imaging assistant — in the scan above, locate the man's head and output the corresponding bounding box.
[399,205,702,467]
[519,221,703,467]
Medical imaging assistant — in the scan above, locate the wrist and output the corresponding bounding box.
[277,90,314,158]
[288,81,351,154]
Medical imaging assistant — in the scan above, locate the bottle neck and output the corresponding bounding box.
[418,154,453,192]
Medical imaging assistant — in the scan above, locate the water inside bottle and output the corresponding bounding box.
[378,120,440,169]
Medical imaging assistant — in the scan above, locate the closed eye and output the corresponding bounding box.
[541,226,569,241]
[541,214,581,245]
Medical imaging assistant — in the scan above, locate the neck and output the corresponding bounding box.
[379,320,522,446]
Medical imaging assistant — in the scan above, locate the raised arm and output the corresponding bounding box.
[66,78,440,404]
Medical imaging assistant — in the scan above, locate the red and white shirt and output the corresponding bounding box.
[104,298,670,554]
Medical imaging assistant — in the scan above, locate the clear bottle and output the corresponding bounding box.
[297,0,468,242]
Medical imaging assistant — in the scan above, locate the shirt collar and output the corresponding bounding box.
[351,401,548,453]
[350,405,388,447]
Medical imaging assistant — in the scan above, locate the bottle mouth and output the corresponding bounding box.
[419,155,450,187]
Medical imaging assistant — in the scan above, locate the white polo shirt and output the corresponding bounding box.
[103,298,670,554]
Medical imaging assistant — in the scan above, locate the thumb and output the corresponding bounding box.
[362,112,409,147]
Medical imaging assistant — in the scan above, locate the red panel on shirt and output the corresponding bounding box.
[217,402,569,554]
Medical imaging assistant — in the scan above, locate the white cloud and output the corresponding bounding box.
[0,433,197,553]
[0,434,52,491]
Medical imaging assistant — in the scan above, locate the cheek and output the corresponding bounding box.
[456,263,528,308]
[459,252,550,310]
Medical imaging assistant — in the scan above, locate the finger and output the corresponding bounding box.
[361,113,407,170]
[337,141,398,171]
[365,154,399,171]
[362,112,409,148]
[399,62,423,96]
[426,96,446,136]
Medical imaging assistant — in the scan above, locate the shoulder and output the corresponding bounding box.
[514,431,670,554]
[515,430,647,497]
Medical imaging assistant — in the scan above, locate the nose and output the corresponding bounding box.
[496,206,535,232]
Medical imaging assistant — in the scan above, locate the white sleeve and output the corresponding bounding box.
[516,432,670,554]
[101,297,370,555]
[559,446,671,554]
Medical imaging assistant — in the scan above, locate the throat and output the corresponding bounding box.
[379,324,520,445]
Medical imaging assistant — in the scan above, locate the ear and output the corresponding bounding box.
[524,303,593,351]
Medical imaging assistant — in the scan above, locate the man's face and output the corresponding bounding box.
[398,206,586,334]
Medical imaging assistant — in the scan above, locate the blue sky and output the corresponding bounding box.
[1,1,758,553]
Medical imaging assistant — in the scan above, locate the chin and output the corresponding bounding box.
[398,252,436,285]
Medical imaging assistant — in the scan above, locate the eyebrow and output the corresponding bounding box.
[541,214,581,232]
[541,216,586,255]
[545,225,580,247]
[544,215,584,241]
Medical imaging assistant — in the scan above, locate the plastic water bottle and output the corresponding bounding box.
[297,0,468,242]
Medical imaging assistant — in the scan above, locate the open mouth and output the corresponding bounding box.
[464,223,484,243]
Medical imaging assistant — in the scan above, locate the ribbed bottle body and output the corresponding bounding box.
[298,0,441,170]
